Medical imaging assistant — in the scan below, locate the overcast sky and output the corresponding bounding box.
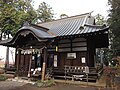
[33,0,109,19]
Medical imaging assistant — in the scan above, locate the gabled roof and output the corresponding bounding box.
[37,13,108,36]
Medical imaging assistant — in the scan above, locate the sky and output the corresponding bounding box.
[0,46,15,63]
[33,0,109,19]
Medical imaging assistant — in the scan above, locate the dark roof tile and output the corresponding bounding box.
[37,13,108,36]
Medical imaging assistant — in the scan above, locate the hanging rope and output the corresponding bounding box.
[17,46,46,54]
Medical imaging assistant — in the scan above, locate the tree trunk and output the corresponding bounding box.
[5,47,9,70]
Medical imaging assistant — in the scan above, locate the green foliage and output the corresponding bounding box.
[108,0,120,50]
[94,14,109,65]
[95,14,106,25]
[36,2,54,22]
[0,1,54,36]
[0,0,37,36]
[0,75,7,81]
[35,79,55,87]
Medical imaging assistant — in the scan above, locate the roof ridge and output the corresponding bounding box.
[84,24,107,28]
[30,24,56,36]
[37,12,92,24]
[30,24,49,31]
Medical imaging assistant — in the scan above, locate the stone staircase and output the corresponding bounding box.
[4,66,16,78]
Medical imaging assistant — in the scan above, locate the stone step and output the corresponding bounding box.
[0,74,15,78]
[6,71,15,74]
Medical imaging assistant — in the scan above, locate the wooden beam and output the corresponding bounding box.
[41,62,46,81]
[41,47,47,81]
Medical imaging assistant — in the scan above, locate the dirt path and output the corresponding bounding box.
[0,81,26,90]
[0,81,117,90]
[10,84,98,90]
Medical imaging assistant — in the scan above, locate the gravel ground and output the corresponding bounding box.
[0,81,26,90]
[0,81,117,90]
[5,83,99,90]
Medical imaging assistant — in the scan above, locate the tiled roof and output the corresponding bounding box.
[37,13,98,36]
[79,24,109,34]
[37,13,108,37]
[19,26,55,39]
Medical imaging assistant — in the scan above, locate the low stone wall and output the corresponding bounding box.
[0,68,4,74]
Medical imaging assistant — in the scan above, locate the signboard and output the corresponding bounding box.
[81,57,86,63]
[67,53,76,59]
[54,55,57,67]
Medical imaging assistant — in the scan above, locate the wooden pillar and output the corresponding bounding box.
[16,49,21,77]
[87,37,95,67]
[41,47,47,81]
[70,39,72,52]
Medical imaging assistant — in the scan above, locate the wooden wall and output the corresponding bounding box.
[15,54,31,76]
[48,37,92,67]
[48,38,87,52]
[57,52,87,67]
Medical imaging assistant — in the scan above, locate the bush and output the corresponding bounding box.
[35,79,56,87]
[0,75,7,81]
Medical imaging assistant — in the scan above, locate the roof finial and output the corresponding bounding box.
[23,21,29,26]
[89,11,94,16]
